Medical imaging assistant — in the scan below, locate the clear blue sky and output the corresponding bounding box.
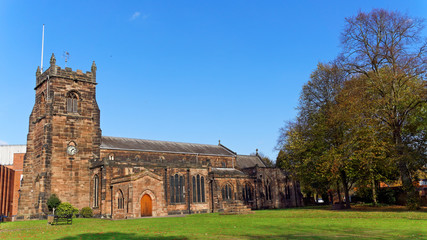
[0,1,426,159]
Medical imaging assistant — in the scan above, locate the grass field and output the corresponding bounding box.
[0,206,426,239]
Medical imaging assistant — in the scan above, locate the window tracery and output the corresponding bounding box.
[192,175,205,203]
[117,189,124,209]
[93,174,99,207]
[170,174,184,203]
[66,91,78,113]
[222,184,233,201]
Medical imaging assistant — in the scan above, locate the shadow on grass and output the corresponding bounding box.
[350,206,427,213]
[295,205,427,213]
[241,222,336,239]
[57,232,187,240]
[242,222,422,240]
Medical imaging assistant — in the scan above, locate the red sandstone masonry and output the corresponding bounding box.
[17,55,303,221]
[18,54,100,219]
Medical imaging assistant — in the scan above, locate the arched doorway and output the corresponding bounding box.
[140,194,152,217]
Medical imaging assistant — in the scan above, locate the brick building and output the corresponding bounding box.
[17,54,302,220]
[0,152,24,221]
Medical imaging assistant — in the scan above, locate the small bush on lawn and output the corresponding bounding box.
[47,194,61,213]
[80,207,93,218]
[56,202,79,217]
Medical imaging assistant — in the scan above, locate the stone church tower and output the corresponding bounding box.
[17,54,101,219]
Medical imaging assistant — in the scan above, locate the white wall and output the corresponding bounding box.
[0,145,26,165]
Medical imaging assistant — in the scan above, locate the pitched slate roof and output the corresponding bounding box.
[236,154,266,169]
[101,136,235,156]
[211,168,247,176]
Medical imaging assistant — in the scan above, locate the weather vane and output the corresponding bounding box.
[63,51,70,67]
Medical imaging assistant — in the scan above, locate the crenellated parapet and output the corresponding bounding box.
[35,53,97,89]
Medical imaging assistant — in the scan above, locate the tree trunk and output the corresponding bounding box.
[394,129,419,210]
[398,160,419,209]
[341,170,351,209]
[336,181,342,204]
[371,171,377,206]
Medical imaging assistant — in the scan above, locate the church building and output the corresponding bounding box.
[17,55,303,220]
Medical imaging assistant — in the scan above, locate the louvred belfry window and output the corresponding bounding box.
[67,92,78,113]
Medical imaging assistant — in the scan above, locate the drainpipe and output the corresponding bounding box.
[164,168,168,206]
[255,178,258,209]
[211,174,215,213]
[100,166,103,217]
[187,169,191,214]
[110,185,113,218]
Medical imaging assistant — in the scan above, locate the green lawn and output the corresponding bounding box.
[1,206,426,239]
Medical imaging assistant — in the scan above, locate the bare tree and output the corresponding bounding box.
[341,9,427,209]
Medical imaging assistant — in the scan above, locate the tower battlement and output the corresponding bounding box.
[35,53,97,88]
[18,53,101,219]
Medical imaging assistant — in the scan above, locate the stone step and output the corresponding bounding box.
[220,200,253,215]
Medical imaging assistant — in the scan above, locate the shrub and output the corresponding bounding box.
[56,202,79,217]
[47,194,61,212]
[80,207,93,218]
[378,188,396,205]
[353,186,373,203]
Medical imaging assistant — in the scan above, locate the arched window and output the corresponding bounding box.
[117,189,124,209]
[109,154,115,161]
[170,174,185,203]
[201,176,205,202]
[265,180,272,200]
[196,175,201,202]
[242,183,253,203]
[170,175,175,203]
[93,175,99,207]
[222,184,233,201]
[192,175,205,203]
[192,176,196,202]
[66,92,78,113]
[179,175,184,203]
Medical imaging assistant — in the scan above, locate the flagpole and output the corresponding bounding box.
[41,24,45,72]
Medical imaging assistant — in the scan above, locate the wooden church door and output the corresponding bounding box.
[141,194,152,217]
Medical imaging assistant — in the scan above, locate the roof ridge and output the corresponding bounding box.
[102,136,225,148]
[218,143,236,155]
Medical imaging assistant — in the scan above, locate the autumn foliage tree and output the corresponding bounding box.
[341,9,427,209]
[277,62,349,206]
[277,9,426,209]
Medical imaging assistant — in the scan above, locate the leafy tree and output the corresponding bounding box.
[331,76,398,205]
[277,62,348,205]
[276,120,331,200]
[46,194,61,212]
[277,9,426,210]
[341,9,427,209]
